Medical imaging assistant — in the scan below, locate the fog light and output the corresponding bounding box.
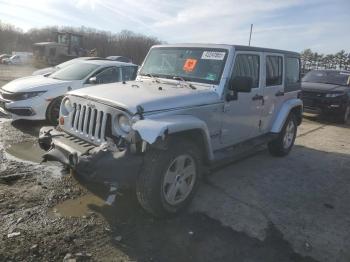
[59,117,64,125]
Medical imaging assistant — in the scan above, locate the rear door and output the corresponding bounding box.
[260,53,285,133]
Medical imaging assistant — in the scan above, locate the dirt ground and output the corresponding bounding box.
[0,66,349,262]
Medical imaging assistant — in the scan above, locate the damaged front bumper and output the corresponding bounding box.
[38,126,143,187]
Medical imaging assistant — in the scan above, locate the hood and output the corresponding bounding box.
[69,80,220,114]
[302,81,348,93]
[1,75,73,93]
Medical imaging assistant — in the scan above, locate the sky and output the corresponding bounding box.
[0,0,349,54]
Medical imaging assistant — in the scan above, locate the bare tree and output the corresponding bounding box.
[301,49,349,71]
[0,22,162,64]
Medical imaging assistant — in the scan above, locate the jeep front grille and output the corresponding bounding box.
[70,103,111,144]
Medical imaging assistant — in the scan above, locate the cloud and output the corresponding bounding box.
[0,0,349,53]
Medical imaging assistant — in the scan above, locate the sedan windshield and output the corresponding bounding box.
[56,58,85,69]
[140,47,228,84]
[50,63,99,80]
[303,70,350,86]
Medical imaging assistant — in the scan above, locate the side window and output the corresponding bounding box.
[231,54,260,88]
[266,56,283,86]
[96,67,120,84]
[286,57,300,86]
[122,66,137,81]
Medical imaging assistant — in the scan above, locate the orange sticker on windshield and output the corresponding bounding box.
[183,59,197,72]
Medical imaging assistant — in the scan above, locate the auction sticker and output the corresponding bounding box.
[201,51,226,60]
[183,58,198,72]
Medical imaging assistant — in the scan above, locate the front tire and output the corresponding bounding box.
[268,113,297,157]
[46,97,62,125]
[136,139,202,217]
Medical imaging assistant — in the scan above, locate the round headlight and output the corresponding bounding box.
[61,98,73,116]
[118,115,131,133]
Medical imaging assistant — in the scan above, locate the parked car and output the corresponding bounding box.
[106,56,132,63]
[302,69,350,123]
[0,60,138,124]
[0,54,11,63]
[32,57,108,76]
[38,44,302,217]
[3,55,22,65]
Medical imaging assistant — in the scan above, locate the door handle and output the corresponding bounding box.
[275,91,285,97]
[252,94,264,101]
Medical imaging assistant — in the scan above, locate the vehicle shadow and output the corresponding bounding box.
[11,119,49,137]
[72,145,350,261]
[303,113,350,128]
[191,144,350,262]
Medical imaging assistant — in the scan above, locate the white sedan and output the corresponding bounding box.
[0,60,138,124]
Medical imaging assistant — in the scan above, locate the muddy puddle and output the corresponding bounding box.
[5,141,46,163]
[52,193,109,217]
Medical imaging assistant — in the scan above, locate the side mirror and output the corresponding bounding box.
[229,76,254,93]
[88,76,97,84]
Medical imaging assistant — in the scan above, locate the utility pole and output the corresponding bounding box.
[249,24,253,46]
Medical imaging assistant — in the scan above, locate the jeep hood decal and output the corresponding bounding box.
[69,81,221,114]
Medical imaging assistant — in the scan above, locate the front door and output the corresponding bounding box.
[221,52,264,146]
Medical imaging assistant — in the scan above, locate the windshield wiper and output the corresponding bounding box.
[172,76,196,89]
[141,73,160,83]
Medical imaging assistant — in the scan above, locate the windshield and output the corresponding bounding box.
[56,58,86,69]
[140,47,228,84]
[302,70,350,86]
[50,62,99,80]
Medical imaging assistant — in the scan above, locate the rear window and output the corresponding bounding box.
[266,56,283,86]
[286,58,300,84]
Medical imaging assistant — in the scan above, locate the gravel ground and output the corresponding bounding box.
[0,66,349,261]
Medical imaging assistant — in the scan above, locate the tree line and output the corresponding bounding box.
[300,49,350,71]
[0,21,162,65]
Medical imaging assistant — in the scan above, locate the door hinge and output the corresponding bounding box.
[259,120,262,129]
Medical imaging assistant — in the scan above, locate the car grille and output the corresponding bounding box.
[69,103,112,144]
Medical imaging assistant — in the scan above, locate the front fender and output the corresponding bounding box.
[270,98,303,133]
[132,115,214,160]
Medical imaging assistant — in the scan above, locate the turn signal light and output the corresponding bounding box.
[59,117,64,125]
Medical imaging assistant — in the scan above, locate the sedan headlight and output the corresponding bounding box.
[325,92,344,98]
[15,91,46,101]
[118,115,131,133]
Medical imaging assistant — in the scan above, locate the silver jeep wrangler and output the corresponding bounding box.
[39,44,302,216]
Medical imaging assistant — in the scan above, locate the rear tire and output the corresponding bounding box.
[46,97,62,125]
[268,113,297,157]
[136,138,202,217]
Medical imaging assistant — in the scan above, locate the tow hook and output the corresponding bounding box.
[38,129,64,151]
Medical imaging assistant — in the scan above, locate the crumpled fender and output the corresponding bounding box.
[132,115,214,160]
[270,98,303,133]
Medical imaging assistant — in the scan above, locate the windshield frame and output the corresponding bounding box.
[139,47,229,85]
[302,70,350,86]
